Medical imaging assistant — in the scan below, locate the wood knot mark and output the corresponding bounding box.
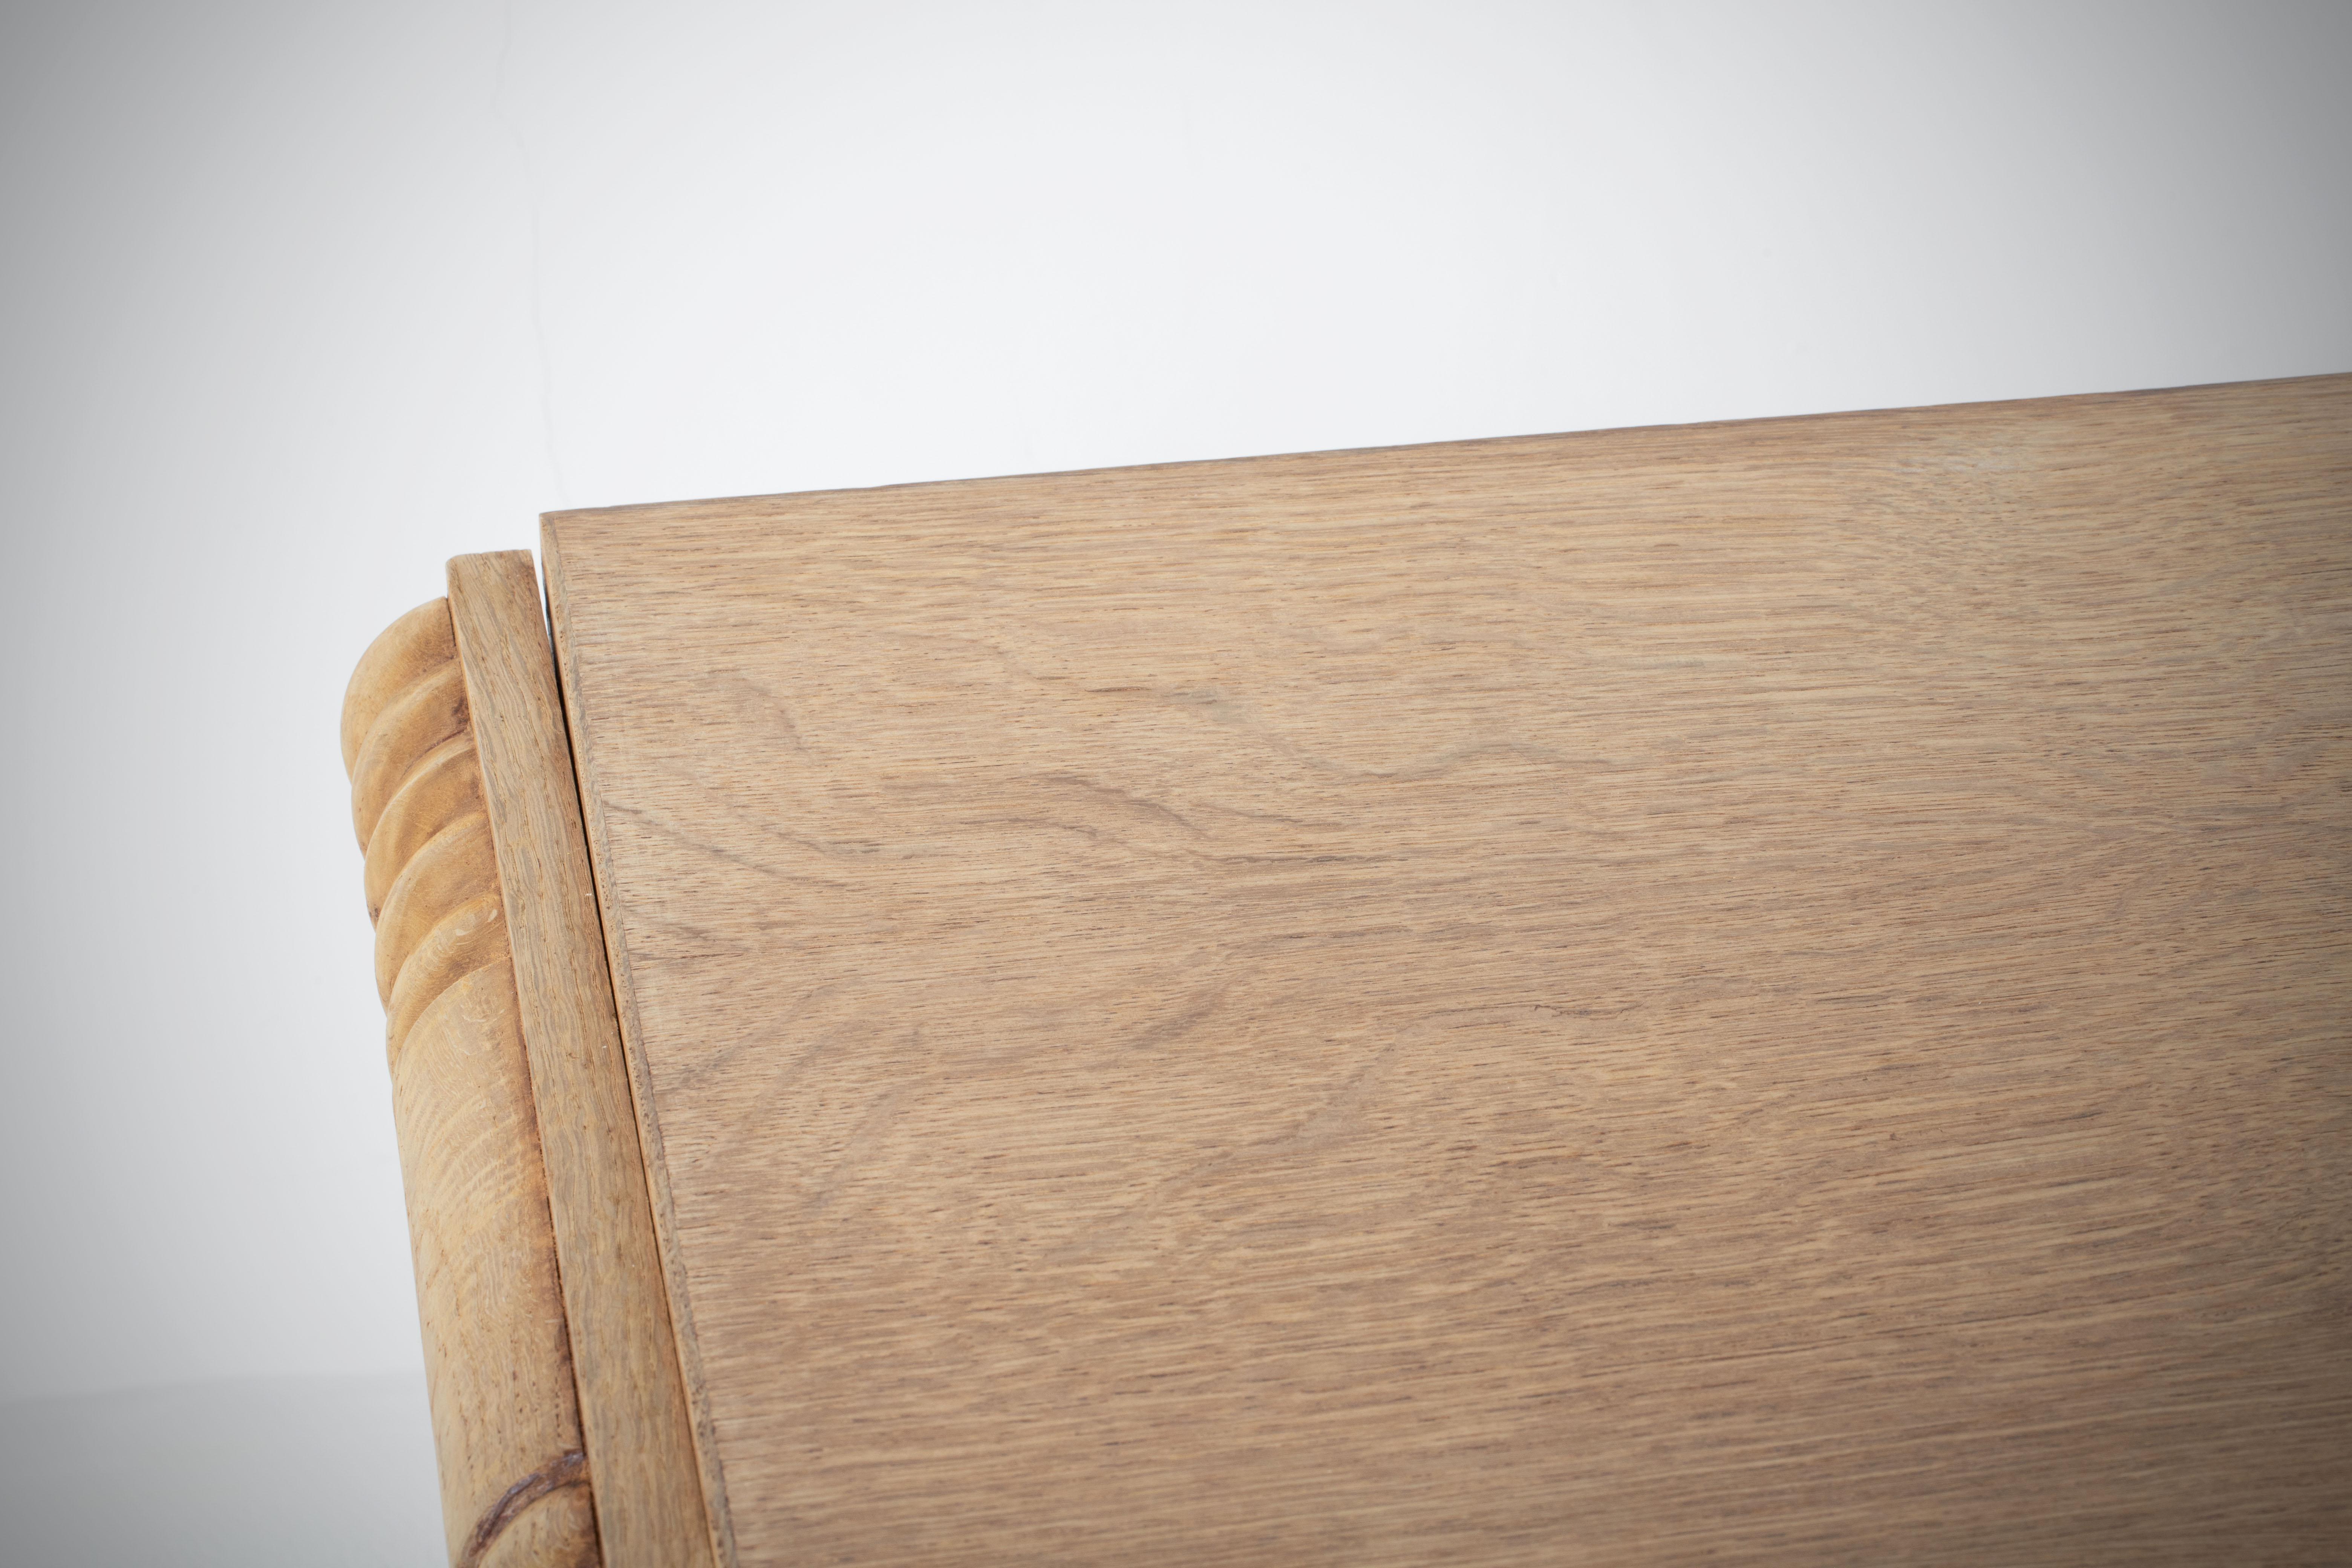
[459,1448,591,1568]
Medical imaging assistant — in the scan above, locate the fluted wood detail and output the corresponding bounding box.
[345,598,602,1568]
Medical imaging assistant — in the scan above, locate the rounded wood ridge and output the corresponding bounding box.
[346,600,601,1568]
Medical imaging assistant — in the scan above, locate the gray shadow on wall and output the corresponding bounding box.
[0,1373,442,1568]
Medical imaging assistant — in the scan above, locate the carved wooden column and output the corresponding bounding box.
[343,598,600,1568]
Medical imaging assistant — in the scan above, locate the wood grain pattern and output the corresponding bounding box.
[343,600,599,1568]
[542,375,2352,1566]
[447,553,717,1568]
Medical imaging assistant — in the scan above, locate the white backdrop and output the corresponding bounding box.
[1,0,2345,1553]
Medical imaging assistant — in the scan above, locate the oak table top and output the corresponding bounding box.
[540,376,2352,1566]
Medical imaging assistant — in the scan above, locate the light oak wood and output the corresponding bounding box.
[343,600,598,1568]
[448,553,717,1568]
[541,375,2352,1565]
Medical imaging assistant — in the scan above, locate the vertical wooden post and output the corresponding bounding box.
[343,598,600,1568]
[447,553,717,1568]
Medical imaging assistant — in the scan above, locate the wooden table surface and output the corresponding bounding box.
[540,376,2352,1566]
